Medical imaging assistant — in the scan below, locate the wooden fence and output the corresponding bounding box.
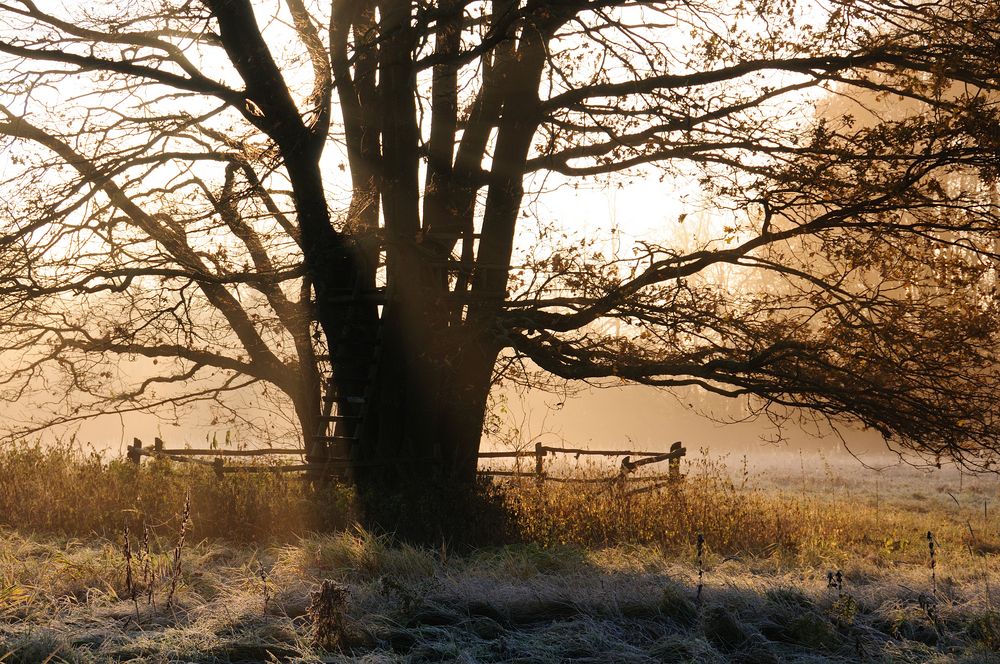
[478,441,686,483]
[126,437,686,485]
[126,438,312,477]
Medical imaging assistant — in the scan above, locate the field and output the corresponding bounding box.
[1,444,999,663]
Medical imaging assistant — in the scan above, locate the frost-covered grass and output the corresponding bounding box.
[1,527,999,663]
[1,443,999,661]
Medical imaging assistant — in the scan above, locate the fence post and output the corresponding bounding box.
[669,441,683,481]
[213,456,225,479]
[127,438,142,465]
[534,442,545,483]
[154,437,164,454]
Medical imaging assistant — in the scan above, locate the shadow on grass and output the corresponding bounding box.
[2,533,999,663]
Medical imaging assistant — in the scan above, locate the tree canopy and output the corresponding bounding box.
[0,0,999,486]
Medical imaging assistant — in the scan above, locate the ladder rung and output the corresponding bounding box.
[330,353,379,363]
[304,459,351,469]
[329,376,372,385]
[319,414,361,422]
[314,435,357,444]
[330,338,381,347]
[330,351,379,362]
[328,365,378,379]
[334,325,381,337]
[329,344,380,353]
[330,357,374,370]
[323,389,367,401]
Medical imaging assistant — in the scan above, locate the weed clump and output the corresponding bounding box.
[307,579,373,651]
[659,584,698,626]
[309,579,350,650]
[761,588,840,650]
[967,611,1000,651]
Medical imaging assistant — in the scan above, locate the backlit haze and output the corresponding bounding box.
[0,0,895,465]
[1,168,890,464]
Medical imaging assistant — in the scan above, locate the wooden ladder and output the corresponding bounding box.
[312,282,386,478]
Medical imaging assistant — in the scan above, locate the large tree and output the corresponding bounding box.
[1,0,1000,491]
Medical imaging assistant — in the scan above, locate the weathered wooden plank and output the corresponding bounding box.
[477,470,537,478]
[540,445,685,458]
[220,463,318,473]
[136,449,217,467]
[146,447,306,457]
[131,434,687,484]
[620,448,687,473]
[477,470,676,483]
[318,411,360,419]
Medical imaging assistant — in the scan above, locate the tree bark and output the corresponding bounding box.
[329,286,500,490]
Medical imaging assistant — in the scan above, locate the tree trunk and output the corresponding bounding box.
[326,286,499,490]
[292,369,322,463]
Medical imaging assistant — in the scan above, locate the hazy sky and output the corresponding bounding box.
[0,1,898,464]
[4,96,880,461]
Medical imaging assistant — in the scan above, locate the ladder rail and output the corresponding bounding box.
[313,276,386,477]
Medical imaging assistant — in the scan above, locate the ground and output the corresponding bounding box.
[1,450,999,662]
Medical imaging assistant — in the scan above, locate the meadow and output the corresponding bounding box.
[0,442,998,662]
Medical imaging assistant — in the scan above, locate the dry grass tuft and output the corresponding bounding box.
[275,529,437,581]
[0,441,354,542]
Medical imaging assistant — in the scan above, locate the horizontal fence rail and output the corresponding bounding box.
[126,437,687,484]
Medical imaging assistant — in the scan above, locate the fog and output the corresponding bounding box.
[36,377,894,468]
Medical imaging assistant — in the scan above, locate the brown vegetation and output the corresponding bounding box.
[0,442,355,542]
[0,448,998,662]
[1,443,997,566]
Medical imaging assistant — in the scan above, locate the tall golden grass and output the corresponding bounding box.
[0,442,996,567]
[0,442,354,542]
[507,455,1000,567]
